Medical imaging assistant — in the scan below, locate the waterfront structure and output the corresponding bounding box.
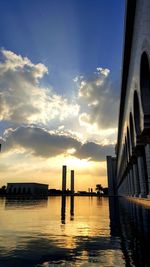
[107,156,117,196]
[71,170,74,194]
[6,182,48,196]
[107,0,150,198]
[62,165,67,193]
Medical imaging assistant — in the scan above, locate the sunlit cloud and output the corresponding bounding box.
[0,49,79,125]
[0,48,48,79]
[77,67,119,130]
[96,67,110,77]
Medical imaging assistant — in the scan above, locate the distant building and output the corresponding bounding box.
[76,191,97,196]
[6,183,48,196]
[107,156,117,196]
[48,189,62,196]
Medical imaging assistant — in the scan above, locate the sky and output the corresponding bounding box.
[0,0,125,191]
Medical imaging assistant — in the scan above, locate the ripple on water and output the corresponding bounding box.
[1,196,150,266]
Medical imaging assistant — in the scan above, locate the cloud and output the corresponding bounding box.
[1,126,114,161]
[0,162,11,172]
[0,48,48,80]
[77,67,119,129]
[96,67,110,77]
[0,49,79,124]
[73,75,84,83]
[0,49,118,143]
[1,126,80,158]
[0,49,117,164]
[74,141,114,161]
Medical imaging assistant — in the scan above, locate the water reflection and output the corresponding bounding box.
[109,197,120,237]
[0,196,150,266]
[5,197,48,209]
[96,196,103,207]
[70,196,74,221]
[60,196,75,224]
[109,197,150,267]
[61,196,66,224]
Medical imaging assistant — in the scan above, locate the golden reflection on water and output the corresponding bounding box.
[0,196,125,266]
[0,196,110,244]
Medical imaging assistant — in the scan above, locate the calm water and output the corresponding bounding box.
[0,196,150,267]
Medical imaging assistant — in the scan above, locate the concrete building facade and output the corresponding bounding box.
[114,0,150,198]
[6,183,48,196]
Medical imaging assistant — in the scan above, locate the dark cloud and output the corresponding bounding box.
[74,141,115,161]
[2,127,80,158]
[1,126,114,161]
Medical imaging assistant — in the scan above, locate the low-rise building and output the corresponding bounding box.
[6,183,48,196]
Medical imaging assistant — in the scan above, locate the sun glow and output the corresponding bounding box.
[63,156,90,169]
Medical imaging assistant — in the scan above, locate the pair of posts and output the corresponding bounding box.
[62,165,74,194]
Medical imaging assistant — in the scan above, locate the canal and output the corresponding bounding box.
[0,196,150,266]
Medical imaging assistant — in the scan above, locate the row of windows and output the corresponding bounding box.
[8,187,47,194]
[8,187,32,194]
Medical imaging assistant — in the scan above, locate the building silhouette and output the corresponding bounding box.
[107,156,117,196]
[107,0,150,198]
[6,183,48,196]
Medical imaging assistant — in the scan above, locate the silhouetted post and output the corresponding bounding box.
[62,165,67,194]
[71,170,74,194]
